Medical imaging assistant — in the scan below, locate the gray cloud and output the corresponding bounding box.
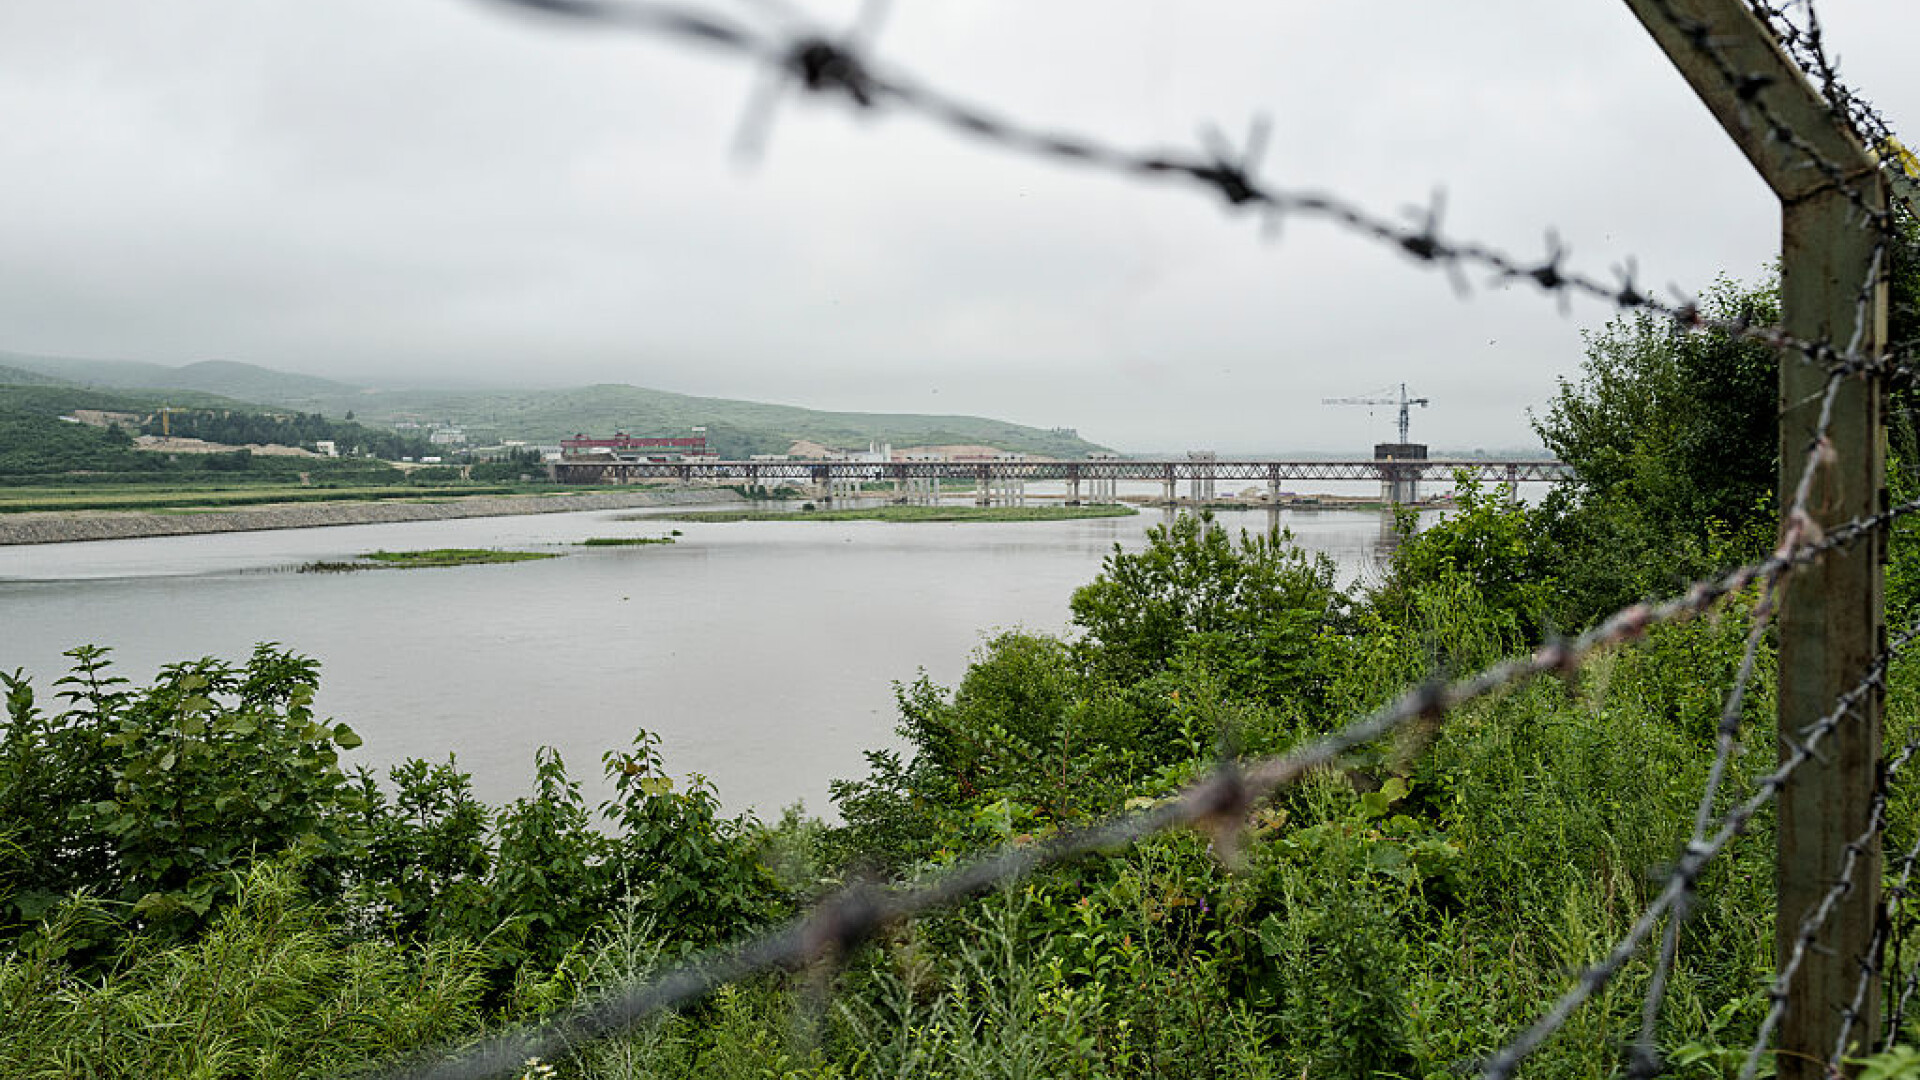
[1,0,1914,453]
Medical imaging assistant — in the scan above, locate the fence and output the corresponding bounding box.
[376,1,1918,1076]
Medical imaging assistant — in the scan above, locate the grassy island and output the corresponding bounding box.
[578,535,677,546]
[364,548,557,567]
[660,503,1138,524]
[300,547,558,572]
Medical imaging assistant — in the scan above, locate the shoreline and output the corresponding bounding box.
[0,487,723,546]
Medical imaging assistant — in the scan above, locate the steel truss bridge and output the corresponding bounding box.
[549,457,1572,503]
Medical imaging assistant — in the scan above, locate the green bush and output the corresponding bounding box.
[0,645,363,954]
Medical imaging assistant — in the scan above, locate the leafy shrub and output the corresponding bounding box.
[0,645,363,953]
[1070,512,1347,707]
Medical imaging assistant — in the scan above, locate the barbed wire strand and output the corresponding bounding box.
[476,0,1915,387]
[1483,612,1909,1080]
[1629,572,1782,1078]
[371,473,1920,1080]
[1878,800,1920,1044]
[1643,0,1892,236]
[367,5,1920,1076]
[1745,660,1917,1079]
[1827,737,1920,1068]
[1629,229,1881,1074]
[1748,0,1907,170]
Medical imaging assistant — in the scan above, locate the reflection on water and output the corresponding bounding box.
[0,500,1422,818]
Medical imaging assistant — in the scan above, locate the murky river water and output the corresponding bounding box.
[0,494,1405,818]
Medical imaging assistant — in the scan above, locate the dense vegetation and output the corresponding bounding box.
[7,269,1920,1078]
[137,408,437,462]
[0,384,436,488]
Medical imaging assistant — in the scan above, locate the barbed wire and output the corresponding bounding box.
[353,5,1920,1078]
[1748,0,1907,165]
[1483,608,1906,1080]
[1880,808,1920,1045]
[1641,0,1891,234]
[475,0,1911,386]
[1826,734,1920,1069]
[374,464,1920,1080]
[1629,345,1856,1076]
[1747,658,1917,1079]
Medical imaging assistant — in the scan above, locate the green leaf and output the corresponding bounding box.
[332,723,363,750]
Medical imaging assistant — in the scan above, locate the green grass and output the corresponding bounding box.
[579,535,677,546]
[298,548,559,571]
[362,548,558,568]
[660,503,1138,524]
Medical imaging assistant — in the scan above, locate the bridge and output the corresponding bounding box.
[548,457,1573,506]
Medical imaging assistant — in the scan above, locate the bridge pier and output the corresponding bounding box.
[1086,452,1119,504]
[1188,451,1216,503]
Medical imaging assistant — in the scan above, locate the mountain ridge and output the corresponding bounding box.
[0,351,1111,459]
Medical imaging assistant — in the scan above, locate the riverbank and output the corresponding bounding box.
[0,488,719,545]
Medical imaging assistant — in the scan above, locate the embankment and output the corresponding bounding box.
[0,489,721,545]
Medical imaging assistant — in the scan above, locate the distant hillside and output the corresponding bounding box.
[1,352,1110,459]
[2,352,361,411]
[0,362,66,387]
[0,383,261,418]
[339,383,1108,458]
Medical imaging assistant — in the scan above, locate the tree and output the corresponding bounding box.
[1374,473,1551,641]
[1526,276,1782,626]
[1534,275,1779,540]
[1069,513,1347,706]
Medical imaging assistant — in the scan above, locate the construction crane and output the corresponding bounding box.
[1322,383,1430,444]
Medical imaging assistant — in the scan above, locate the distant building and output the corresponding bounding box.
[314,440,338,457]
[429,427,467,446]
[561,433,709,461]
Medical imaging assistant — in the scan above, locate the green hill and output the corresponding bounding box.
[1,353,1110,459]
[0,362,67,387]
[1,352,361,408]
[0,383,261,419]
[338,383,1106,458]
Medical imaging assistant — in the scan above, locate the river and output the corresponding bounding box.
[0,495,1406,819]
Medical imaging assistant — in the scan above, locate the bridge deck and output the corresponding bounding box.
[550,459,1572,484]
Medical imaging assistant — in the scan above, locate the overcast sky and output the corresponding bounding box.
[2,2,1916,453]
